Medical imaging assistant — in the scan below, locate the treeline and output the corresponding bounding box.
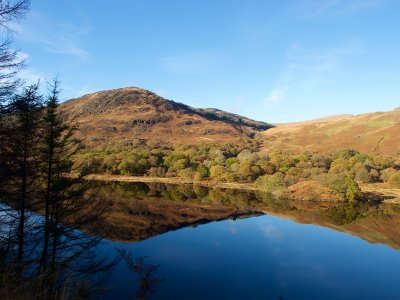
[78,145,400,202]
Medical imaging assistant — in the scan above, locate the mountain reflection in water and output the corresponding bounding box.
[93,181,400,250]
[2,181,400,299]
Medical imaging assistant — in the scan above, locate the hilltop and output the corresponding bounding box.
[60,87,272,149]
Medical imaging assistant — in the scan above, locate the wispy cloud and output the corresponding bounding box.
[13,11,91,59]
[62,82,93,99]
[14,52,48,85]
[265,43,362,106]
[294,0,390,19]
[265,85,289,104]
[345,0,390,12]
[160,51,222,75]
[300,0,343,19]
[74,83,93,97]
[229,226,238,235]
[259,223,284,241]
[18,67,47,85]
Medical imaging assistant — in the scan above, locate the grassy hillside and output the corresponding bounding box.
[261,108,400,158]
[60,87,272,150]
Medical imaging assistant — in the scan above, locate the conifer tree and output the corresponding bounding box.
[39,79,80,269]
[0,84,42,272]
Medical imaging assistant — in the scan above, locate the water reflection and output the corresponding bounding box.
[92,181,400,250]
[93,182,265,242]
[0,184,119,299]
[117,248,164,300]
[1,181,400,299]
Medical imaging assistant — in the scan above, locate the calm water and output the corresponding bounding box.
[3,181,400,299]
[92,182,400,300]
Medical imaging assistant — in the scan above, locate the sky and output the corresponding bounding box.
[10,0,400,123]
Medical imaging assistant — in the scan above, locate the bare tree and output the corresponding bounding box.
[0,0,30,104]
[0,1,29,30]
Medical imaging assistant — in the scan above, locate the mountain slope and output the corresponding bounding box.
[261,108,400,157]
[60,87,273,149]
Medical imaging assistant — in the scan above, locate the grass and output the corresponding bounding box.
[365,119,393,128]
[261,108,400,156]
[322,123,355,136]
[359,182,400,203]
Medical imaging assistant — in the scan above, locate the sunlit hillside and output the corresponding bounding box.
[261,108,400,158]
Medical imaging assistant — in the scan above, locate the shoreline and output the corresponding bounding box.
[84,174,400,203]
[84,174,259,191]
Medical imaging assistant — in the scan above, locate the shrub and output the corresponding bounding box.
[256,160,276,175]
[177,167,195,179]
[369,155,395,171]
[311,153,332,169]
[209,165,229,182]
[380,168,398,183]
[147,167,166,177]
[196,164,209,178]
[354,163,372,183]
[324,174,361,202]
[388,172,400,188]
[329,158,350,174]
[331,149,359,160]
[255,172,287,198]
[369,169,380,182]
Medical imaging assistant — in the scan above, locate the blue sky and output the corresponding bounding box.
[11,0,400,123]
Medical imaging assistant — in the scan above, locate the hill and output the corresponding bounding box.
[60,87,272,149]
[261,108,400,157]
[61,87,400,159]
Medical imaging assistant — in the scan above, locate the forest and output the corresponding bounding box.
[78,144,400,202]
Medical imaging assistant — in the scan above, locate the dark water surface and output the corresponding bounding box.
[91,182,400,300]
[3,181,400,299]
[104,214,400,300]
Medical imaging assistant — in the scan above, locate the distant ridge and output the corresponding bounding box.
[261,107,400,157]
[169,101,271,131]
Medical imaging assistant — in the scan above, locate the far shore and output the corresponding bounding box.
[84,174,259,191]
[84,174,400,203]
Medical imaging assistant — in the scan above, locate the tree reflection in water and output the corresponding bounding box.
[2,180,400,299]
[0,198,118,299]
[118,248,164,300]
[94,181,400,250]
